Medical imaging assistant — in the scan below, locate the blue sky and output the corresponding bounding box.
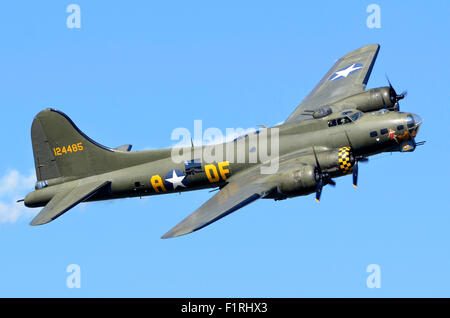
[0,1,449,297]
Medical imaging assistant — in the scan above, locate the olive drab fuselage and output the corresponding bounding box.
[24,109,421,208]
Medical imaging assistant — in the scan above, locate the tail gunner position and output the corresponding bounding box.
[21,44,423,238]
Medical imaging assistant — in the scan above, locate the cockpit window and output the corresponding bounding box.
[349,112,363,121]
[328,116,352,127]
[337,116,352,125]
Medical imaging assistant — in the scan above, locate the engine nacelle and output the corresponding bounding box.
[315,147,355,175]
[270,147,355,200]
[336,87,398,112]
[276,165,316,197]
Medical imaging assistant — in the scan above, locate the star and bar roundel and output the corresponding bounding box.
[164,169,188,191]
[329,63,363,81]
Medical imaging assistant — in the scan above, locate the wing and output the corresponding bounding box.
[161,146,324,239]
[30,180,110,225]
[285,44,380,124]
[161,166,276,239]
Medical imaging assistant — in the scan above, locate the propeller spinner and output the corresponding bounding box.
[387,76,407,110]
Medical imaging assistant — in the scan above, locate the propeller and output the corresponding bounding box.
[351,155,369,188]
[386,76,407,110]
[343,131,369,188]
[312,146,336,202]
[352,161,358,188]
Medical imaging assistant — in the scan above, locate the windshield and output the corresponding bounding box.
[349,112,363,121]
[328,116,352,127]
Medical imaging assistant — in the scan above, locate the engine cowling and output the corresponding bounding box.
[336,87,399,112]
[315,147,355,175]
[276,165,316,197]
[271,147,356,200]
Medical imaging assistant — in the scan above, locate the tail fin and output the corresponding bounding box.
[31,109,122,181]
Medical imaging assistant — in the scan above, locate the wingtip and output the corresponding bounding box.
[161,233,173,239]
[161,228,177,239]
[29,213,52,225]
[359,43,380,51]
[161,227,193,239]
[343,44,380,59]
[160,232,189,240]
[29,218,44,226]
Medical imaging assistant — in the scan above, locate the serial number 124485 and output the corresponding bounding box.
[53,142,84,157]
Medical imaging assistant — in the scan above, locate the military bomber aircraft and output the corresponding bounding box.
[22,44,423,238]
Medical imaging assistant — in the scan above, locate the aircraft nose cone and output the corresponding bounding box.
[406,113,423,129]
[406,113,422,139]
[412,113,422,127]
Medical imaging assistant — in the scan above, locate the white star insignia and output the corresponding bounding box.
[330,64,363,81]
[165,170,186,190]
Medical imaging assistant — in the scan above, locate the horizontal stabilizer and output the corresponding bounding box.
[30,180,110,226]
